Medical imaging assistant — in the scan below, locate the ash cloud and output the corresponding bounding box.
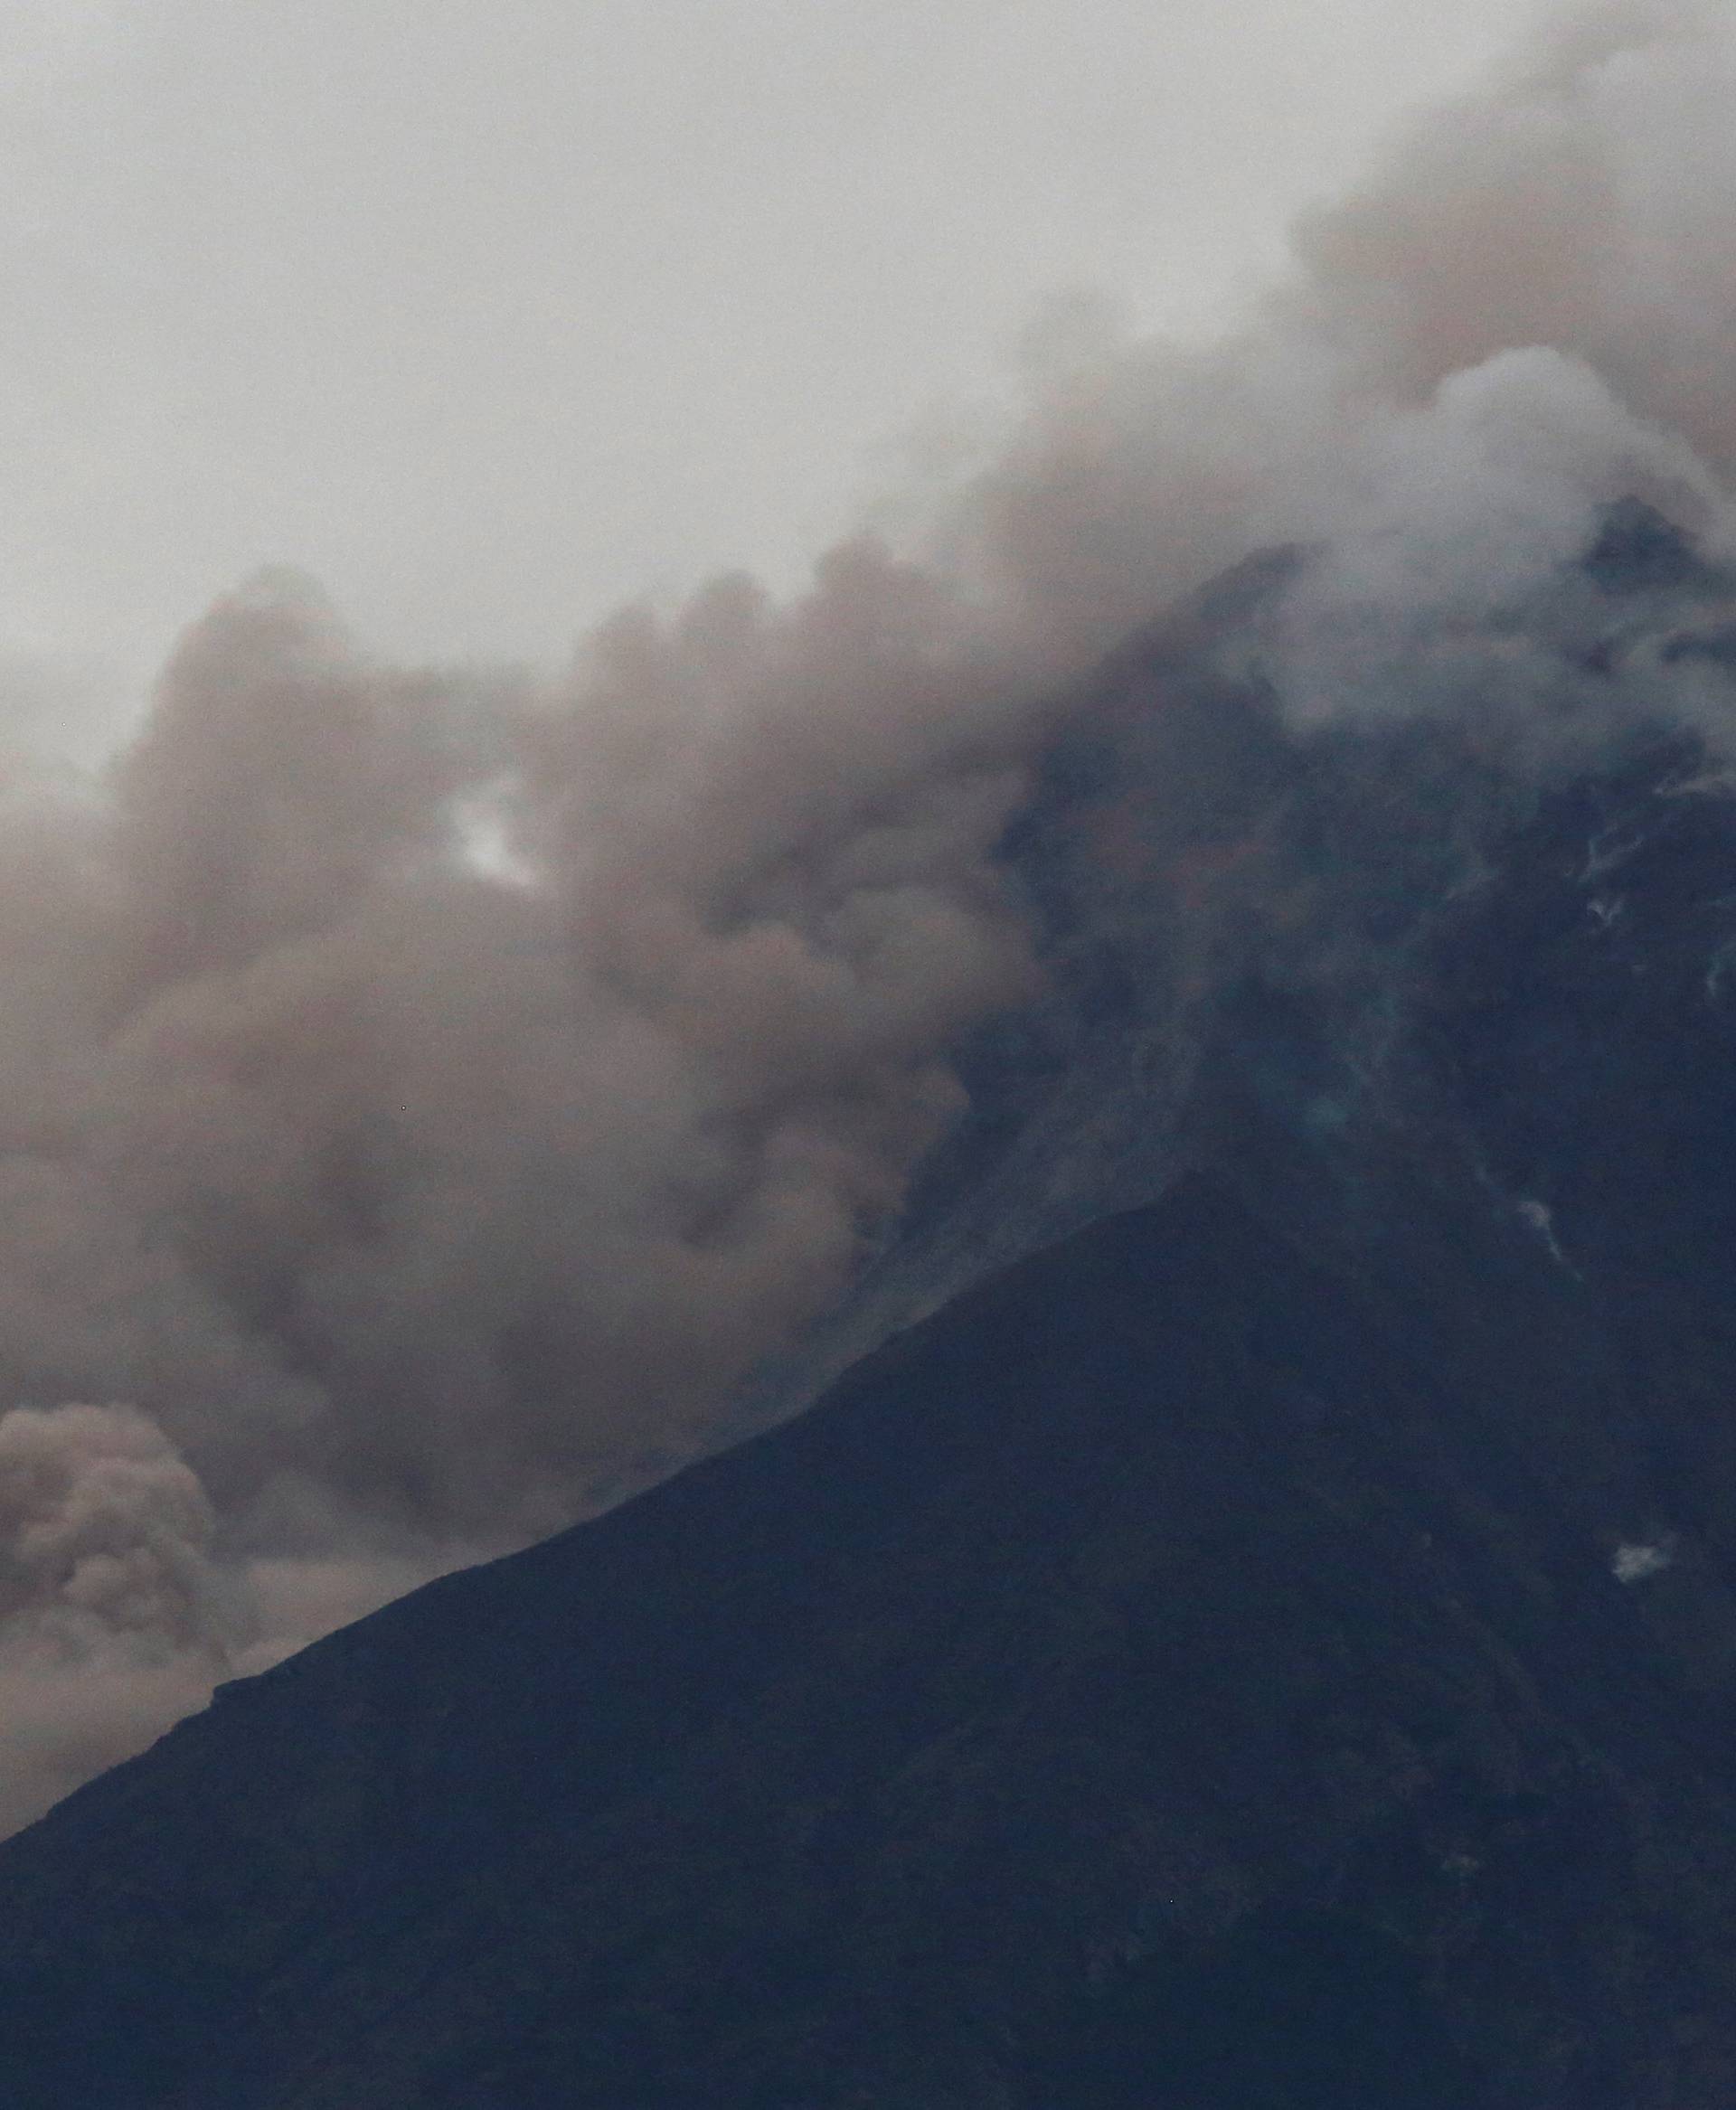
[0,551,1041,1823]
[0,1404,231,1834]
[7,0,1736,1824]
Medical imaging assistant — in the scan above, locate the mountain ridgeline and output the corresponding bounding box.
[6,505,1736,2105]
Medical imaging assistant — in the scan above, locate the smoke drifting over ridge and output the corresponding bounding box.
[5,0,1736,1831]
[0,550,1041,1830]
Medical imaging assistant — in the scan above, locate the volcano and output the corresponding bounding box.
[5,505,1736,2108]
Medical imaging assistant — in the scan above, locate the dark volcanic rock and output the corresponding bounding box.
[9,507,1736,2105]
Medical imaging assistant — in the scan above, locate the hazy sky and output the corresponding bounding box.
[2,0,1525,712]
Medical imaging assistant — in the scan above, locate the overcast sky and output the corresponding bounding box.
[1,0,1529,719]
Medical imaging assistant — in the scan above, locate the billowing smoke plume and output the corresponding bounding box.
[0,548,1043,1826]
[6,0,1736,1829]
[0,1405,227,1833]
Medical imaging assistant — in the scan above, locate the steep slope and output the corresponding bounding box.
[751,502,1736,1399]
[5,1159,1736,2108]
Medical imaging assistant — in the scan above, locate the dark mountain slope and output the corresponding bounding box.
[5,1162,1736,2107]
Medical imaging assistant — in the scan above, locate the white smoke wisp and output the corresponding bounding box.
[1262,345,1732,731]
[6,0,1736,1825]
